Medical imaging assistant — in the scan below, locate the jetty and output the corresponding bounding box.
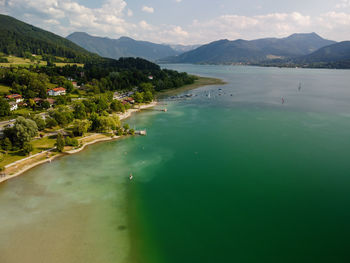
[135,130,147,136]
[143,108,167,112]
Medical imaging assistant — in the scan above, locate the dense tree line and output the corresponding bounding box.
[0,14,98,63]
[0,58,195,100]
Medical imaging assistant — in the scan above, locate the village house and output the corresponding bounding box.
[124,97,135,104]
[9,101,18,111]
[126,91,135,97]
[113,92,124,100]
[47,87,66,96]
[33,97,56,107]
[72,81,78,88]
[6,94,23,103]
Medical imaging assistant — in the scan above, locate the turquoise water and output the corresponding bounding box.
[1,65,350,262]
[129,65,350,263]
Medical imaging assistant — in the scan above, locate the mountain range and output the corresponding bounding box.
[1,14,350,69]
[66,32,198,61]
[159,33,336,64]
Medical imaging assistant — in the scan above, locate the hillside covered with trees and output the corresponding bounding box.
[0,14,99,63]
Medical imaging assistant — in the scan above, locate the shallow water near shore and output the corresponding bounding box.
[1,65,350,263]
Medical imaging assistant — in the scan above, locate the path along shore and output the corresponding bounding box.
[0,101,158,184]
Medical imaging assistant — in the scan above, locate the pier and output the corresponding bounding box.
[135,130,147,136]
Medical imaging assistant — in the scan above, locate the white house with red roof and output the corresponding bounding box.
[47,87,66,96]
[6,94,23,103]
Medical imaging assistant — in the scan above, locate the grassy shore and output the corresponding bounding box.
[156,76,226,99]
[0,101,158,184]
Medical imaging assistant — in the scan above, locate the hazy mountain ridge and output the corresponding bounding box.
[296,41,350,63]
[67,32,199,61]
[159,33,336,64]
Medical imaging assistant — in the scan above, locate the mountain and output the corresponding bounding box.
[67,32,181,61]
[167,44,201,53]
[297,41,350,63]
[160,33,336,64]
[0,14,98,62]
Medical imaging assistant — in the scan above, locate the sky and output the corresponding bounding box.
[1,0,350,45]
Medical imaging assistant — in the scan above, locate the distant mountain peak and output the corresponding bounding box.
[118,36,134,41]
[286,32,324,40]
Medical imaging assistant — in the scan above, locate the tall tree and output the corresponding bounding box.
[4,117,38,147]
[0,98,10,117]
[55,133,65,152]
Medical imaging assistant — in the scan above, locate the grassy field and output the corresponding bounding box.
[55,62,84,67]
[31,136,56,152]
[0,136,56,167]
[12,108,42,116]
[0,56,47,67]
[0,84,10,94]
[0,55,84,68]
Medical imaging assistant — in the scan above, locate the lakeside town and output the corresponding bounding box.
[0,52,200,179]
[0,76,156,180]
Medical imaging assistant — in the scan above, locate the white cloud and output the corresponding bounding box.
[2,1,350,45]
[175,0,182,3]
[186,12,350,44]
[336,0,350,8]
[142,6,154,13]
[3,0,131,37]
[139,20,153,30]
[127,9,133,17]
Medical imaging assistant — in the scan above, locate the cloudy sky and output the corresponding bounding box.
[1,0,350,44]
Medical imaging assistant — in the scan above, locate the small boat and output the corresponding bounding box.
[208,91,211,99]
[298,82,301,91]
[129,173,133,180]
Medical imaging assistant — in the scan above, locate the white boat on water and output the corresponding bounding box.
[129,173,133,180]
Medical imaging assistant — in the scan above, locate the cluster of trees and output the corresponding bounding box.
[0,98,10,117]
[55,133,79,152]
[2,117,37,155]
[37,58,195,93]
[44,94,127,133]
[0,67,74,100]
[0,58,194,107]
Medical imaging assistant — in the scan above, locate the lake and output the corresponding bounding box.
[1,65,350,263]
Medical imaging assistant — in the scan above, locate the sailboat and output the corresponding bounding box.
[208,91,211,99]
[298,82,301,91]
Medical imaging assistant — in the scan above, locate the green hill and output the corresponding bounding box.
[0,14,99,62]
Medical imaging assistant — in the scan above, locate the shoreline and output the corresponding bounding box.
[0,76,223,184]
[156,76,226,99]
[0,101,158,184]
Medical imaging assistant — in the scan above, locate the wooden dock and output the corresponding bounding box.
[135,130,147,136]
